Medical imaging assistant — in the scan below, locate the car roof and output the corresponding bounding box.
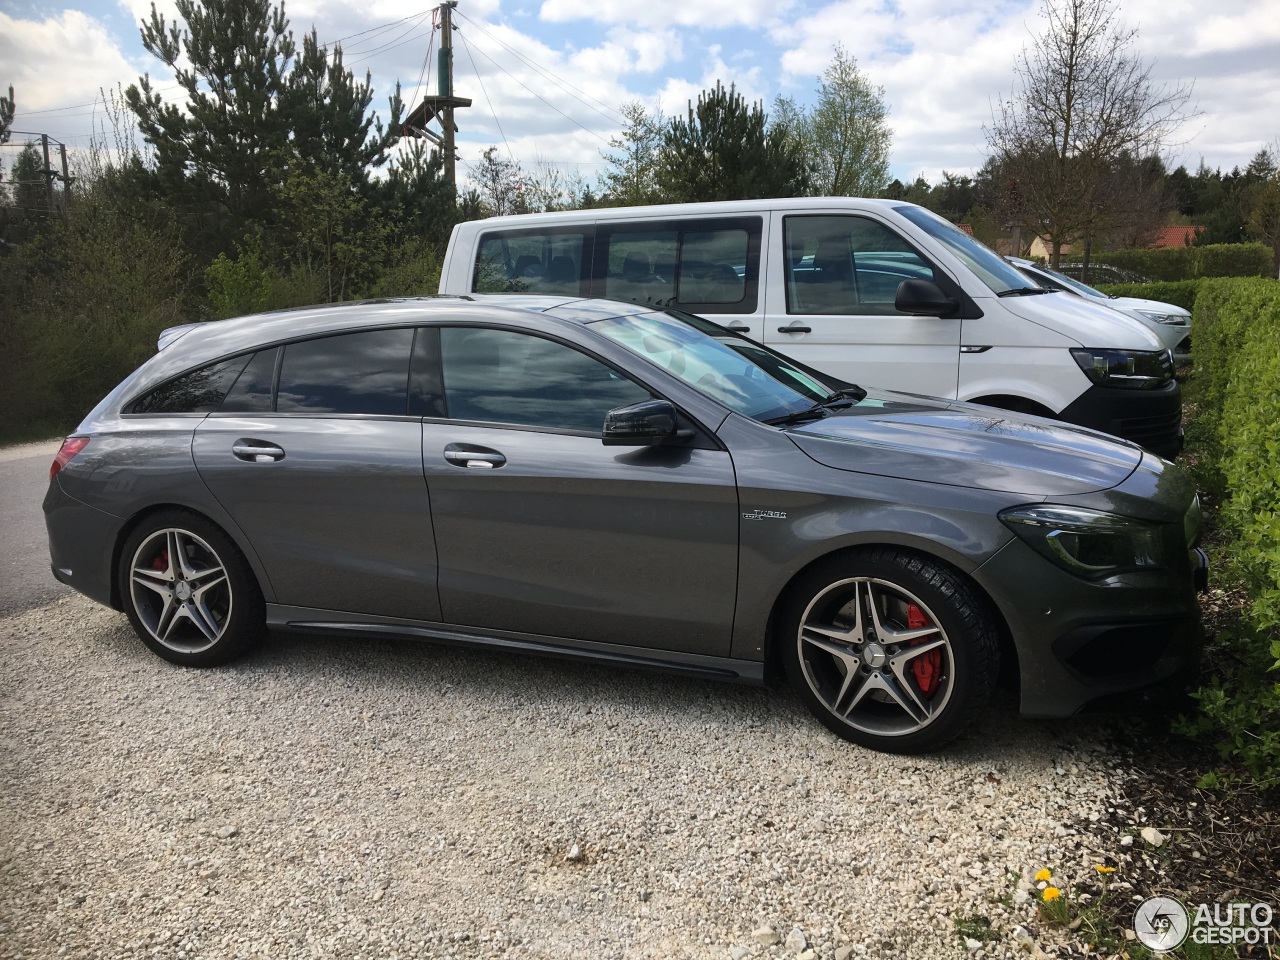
[158,294,656,358]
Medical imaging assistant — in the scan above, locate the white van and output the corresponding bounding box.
[440,198,1182,457]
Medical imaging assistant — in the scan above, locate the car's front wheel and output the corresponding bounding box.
[780,548,999,753]
[118,510,265,666]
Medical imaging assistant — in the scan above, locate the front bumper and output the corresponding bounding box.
[976,536,1204,719]
[1059,379,1182,460]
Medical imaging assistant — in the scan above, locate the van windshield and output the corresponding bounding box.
[592,310,832,423]
[896,205,1030,295]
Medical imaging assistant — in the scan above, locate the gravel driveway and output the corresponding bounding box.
[1,595,1126,960]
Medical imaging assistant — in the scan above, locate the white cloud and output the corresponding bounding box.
[1,10,142,134]
[539,0,789,29]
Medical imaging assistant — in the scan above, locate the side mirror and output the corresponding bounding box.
[602,400,678,446]
[895,279,959,317]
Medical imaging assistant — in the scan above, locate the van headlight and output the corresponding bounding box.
[1136,309,1190,326]
[1070,348,1172,389]
[999,505,1164,579]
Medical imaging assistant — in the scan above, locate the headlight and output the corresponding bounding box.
[1136,309,1190,326]
[1070,348,1173,389]
[999,505,1164,579]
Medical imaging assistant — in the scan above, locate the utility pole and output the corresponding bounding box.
[402,1,472,187]
[41,133,53,206]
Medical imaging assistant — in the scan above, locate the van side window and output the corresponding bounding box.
[473,230,590,295]
[604,230,677,307]
[784,216,938,316]
[599,217,762,315]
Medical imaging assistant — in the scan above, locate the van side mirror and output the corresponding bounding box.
[895,279,959,317]
[602,400,678,446]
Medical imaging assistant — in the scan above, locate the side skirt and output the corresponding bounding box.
[266,604,766,684]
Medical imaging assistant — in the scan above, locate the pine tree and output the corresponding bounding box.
[657,82,809,202]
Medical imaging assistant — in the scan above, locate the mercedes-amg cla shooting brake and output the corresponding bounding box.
[44,296,1207,752]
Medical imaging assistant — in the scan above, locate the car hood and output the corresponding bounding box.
[787,392,1142,495]
[1109,296,1191,321]
[997,290,1165,350]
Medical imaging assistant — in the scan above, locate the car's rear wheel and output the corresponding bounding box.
[118,510,265,666]
[780,548,999,753]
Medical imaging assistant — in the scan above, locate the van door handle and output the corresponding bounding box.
[443,444,506,469]
[725,322,751,333]
[778,322,812,334]
[232,440,285,463]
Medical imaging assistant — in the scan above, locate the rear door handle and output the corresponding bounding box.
[725,322,751,333]
[232,440,285,462]
[443,443,506,469]
[777,323,812,334]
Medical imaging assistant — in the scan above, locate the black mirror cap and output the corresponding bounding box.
[602,400,678,446]
[895,279,959,317]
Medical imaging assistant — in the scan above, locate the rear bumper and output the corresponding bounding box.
[1059,380,1182,459]
[43,478,124,610]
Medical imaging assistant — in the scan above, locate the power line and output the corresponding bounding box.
[456,28,611,146]
[407,18,438,118]
[457,29,513,162]
[453,12,625,127]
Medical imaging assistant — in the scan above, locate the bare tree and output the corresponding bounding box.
[472,145,525,216]
[985,0,1194,266]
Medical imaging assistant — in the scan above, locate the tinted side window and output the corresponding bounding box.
[439,327,651,432]
[604,230,677,307]
[784,215,938,316]
[598,217,762,314]
[473,230,590,295]
[220,348,278,413]
[132,355,251,414]
[276,329,414,415]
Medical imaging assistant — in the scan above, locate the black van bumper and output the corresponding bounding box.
[1060,380,1183,460]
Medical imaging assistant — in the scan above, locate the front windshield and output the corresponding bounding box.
[1034,265,1106,299]
[895,204,1030,295]
[592,310,831,422]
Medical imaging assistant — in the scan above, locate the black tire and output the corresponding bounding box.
[779,547,1000,753]
[117,509,266,667]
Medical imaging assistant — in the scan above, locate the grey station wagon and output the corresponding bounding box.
[43,296,1207,752]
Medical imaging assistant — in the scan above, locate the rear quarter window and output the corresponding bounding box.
[130,355,252,414]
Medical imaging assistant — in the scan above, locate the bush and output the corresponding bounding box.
[1090,243,1273,282]
[0,190,189,441]
[1094,280,1203,312]
[1177,276,1280,785]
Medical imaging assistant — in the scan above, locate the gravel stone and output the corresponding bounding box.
[0,595,1138,959]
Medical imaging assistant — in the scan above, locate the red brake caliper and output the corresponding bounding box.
[906,604,942,699]
[152,550,169,572]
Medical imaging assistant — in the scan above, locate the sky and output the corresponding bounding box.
[3,0,1279,191]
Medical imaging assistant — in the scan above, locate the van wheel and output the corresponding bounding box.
[780,548,999,752]
[118,510,266,667]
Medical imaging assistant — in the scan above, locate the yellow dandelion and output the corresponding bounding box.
[1094,865,1116,874]
[1042,886,1062,902]
[1034,868,1052,882]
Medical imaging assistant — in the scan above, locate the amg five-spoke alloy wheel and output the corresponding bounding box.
[118,510,265,666]
[782,548,1000,753]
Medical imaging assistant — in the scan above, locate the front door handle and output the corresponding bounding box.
[443,443,507,469]
[777,322,812,334]
[232,440,285,462]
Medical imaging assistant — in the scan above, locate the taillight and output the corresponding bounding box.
[50,437,89,481]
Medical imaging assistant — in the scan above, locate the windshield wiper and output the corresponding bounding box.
[998,287,1055,297]
[764,387,868,426]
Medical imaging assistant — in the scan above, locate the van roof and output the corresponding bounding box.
[461,196,910,229]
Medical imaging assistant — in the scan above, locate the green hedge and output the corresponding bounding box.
[1092,243,1274,282]
[1094,280,1203,313]
[1177,277,1280,784]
